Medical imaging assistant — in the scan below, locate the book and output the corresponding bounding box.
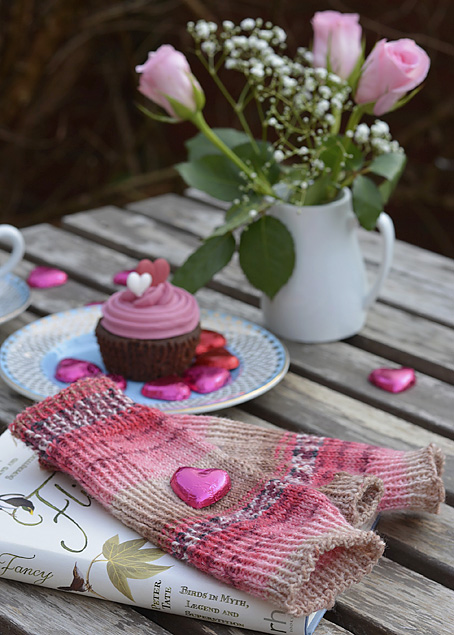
[0,429,325,635]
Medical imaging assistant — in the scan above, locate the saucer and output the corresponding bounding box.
[0,274,31,325]
[0,305,289,414]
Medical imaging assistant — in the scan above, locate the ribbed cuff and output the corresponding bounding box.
[376,444,445,513]
[319,472,384,527]
[9,376,132,467]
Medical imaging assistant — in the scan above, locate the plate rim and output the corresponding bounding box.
[0,305,289,413]
[0,273,31,325]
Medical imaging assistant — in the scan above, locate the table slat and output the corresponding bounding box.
[0,578,171,635]
[333,558,454,635]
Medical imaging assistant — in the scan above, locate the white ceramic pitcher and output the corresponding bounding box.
[261,188,395,343]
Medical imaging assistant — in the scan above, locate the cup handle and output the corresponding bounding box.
[363,212,395,309]
[0,225,25,278]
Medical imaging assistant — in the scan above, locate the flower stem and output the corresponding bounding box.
[345,104,366,135]
[189,111,274,195]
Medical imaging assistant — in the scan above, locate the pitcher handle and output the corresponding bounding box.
[363,212,395,309]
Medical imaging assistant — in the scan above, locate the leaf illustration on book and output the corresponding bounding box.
[58,562,87,592]
[102,534,171,601]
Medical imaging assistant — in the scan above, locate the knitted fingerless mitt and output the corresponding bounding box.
[10,377,384,617]
[173,415,445,521]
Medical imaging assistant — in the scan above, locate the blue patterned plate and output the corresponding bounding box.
[0,305,289,413]
[0,274,31,325]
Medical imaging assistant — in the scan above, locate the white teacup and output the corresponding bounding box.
[0,224,25,279]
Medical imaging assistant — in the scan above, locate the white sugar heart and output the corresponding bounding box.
[126,271,152,297]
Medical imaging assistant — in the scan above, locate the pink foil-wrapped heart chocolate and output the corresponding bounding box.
[170,466,231,509]
[55,358,102,383]
[27,266,68,288]
[194,347,240,370]
[136,258,170,286]
[196,330,227,355]
[368,367,416,393]
[113,270,134,285]
[141,376,191,401]
[183,366,231,394]
[106,374,127,390]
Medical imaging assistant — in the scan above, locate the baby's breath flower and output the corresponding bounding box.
[240,18,256,31]
[222,20,234,30]
[354,123,370,144]
[330,96,344,110]
[273,26,287,43]
[232,35,248,48]
[274,150,285,162]
[325,113,335,126]
[315,99,330,116]
[258,29,274,41]
[201,41,217,55]
[250,63,265,78]
[371,138,391,153]
[305,77,316,91]
[314,67,328,80]
[225,58,238,69]
[194,20,217,39]
[328,73,342,84]
[371,120,390,137]
[319,86,332,99]
[389,140,403,153]
[282,76,297,89]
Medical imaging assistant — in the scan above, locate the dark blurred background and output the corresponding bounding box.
[1,0,453,257]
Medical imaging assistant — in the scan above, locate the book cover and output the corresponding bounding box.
[0,429,325,635]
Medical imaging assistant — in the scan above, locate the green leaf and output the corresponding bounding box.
[303,172,334,205]
[176,155,244,201]
[103,536,171,600]
[234,141,280,185]
[186,128,250,161]
[102,534,121,560]
[352,175,383,230]
[239,216,295,299]
[172,233,236,293]
[319,136,344,171]
[319,135,364,173]
[102,536,167,565]
[106,561,134,602]
[368,152,406,181]
[212,196,266,238]
[343,139,364,172]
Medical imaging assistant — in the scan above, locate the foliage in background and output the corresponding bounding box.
[0,0,453,257]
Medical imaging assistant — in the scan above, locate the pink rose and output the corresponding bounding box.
[311,11,362,80]
[355,39,430,116]
[135,45,203,119]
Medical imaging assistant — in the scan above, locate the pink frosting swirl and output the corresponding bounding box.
[101,282,199,339]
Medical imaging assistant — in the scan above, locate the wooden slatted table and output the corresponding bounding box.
[0,192,453,635]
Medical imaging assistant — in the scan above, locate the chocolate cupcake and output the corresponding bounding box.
[95,259,200,381]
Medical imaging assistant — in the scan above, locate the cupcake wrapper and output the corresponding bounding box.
[95,321,200,381]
